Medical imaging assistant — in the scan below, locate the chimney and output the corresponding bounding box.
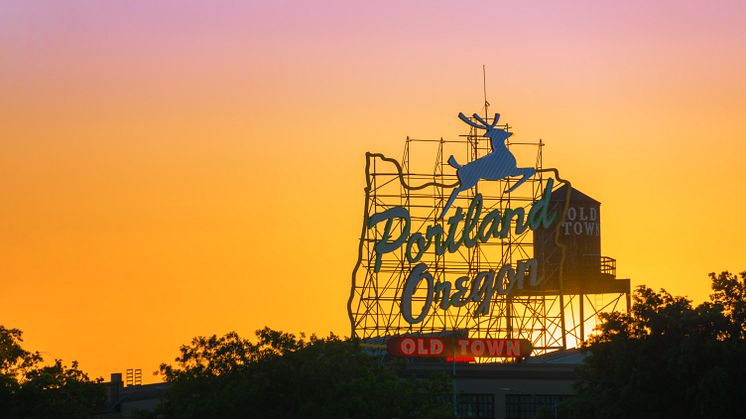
[108,373,123,406]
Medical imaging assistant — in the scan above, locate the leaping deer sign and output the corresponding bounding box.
[440,112,536,219]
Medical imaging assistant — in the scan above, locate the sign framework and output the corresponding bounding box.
[348,113,630,355]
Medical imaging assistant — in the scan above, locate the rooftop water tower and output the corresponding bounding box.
[533,184,628,294]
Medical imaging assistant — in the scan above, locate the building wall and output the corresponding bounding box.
[407,356,581,419]
[456,376,575,419]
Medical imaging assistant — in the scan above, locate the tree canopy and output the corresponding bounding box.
[157,327,452,419]
[568,271,746,418]
[0,325,105,419]
[4,271,744,418]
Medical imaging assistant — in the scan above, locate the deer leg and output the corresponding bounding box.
[440,171,478,219]
[440,187,463,220]
[506,167,536,193]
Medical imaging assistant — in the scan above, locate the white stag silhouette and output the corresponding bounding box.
[440,112,536,219]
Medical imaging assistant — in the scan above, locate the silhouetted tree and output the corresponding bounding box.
[0,325,105,419]
[567,271,746,418]
[710,271,746,339]
[157,327,453,419]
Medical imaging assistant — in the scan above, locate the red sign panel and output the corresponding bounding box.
[387,336,532,358]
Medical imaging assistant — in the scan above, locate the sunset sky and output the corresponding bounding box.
[2,1,745,382]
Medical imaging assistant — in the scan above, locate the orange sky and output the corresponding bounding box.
[1,1,745,382]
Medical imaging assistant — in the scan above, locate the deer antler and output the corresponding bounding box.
[491,113,501,127]
[458,112,487,129]
[471,113,489,127]
[472,113,502,128]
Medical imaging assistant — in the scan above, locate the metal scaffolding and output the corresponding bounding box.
[348,116,630,355]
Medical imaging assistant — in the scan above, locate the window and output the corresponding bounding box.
[505,394,569,419]
[457,393,494,419]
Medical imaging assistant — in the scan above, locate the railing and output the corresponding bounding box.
[600,256,616,278]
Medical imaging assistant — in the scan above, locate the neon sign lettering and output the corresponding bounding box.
[368,179,556,271]
[367,179,557,324]
[387,336,532,358]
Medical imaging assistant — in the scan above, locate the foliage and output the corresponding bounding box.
[709,271,746,339]
[157,327,453,419]
[567,271,746,418]
[0,325,105,419]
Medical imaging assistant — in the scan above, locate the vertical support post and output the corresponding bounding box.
[579,293,585,343]
[626,290,631,313]
[452,354,457,418]
[559,293,567,349]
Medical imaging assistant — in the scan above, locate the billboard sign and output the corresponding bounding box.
[365,112,558,325]
[349,109,630,349]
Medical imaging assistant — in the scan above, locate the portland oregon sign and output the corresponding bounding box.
[348,110,631,356]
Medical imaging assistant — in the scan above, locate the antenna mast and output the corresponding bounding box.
[483,64,490,120]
